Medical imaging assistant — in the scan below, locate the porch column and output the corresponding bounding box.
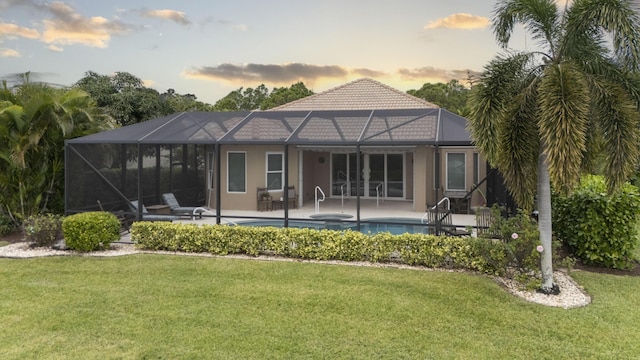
[284,144,289,227]
[298,148,303,208]
[356,145,361,230]
[215,143,221,224]
[414,146,427,213]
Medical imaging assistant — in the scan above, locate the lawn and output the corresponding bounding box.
[0,255,639,359]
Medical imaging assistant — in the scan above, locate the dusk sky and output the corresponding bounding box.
[1,0,571,104]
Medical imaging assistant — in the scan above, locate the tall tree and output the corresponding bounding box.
[212,85,269,111]
[212,82,314,111]
[160,88,214,113]
[0,79,112,223]
[75,71,164,126]
[468,0,640,292]
[407,80,470,115]
[261,82,314,109]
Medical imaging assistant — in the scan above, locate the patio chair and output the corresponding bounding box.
[162,193,206,220]
[257,187,272,211]
[475,207,500,238]
[129,200,177,222]
[287,186,298,209]
[424,207,470,237]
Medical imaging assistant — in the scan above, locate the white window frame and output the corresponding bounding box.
[446,152,466,191]
[265,152,284,191]
[227,151,246,193]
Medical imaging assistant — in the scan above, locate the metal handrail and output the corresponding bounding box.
[376,183,384,207]
[431,197,450,210]
[315,186,325,213]
[422,197,450,224]
[340,183,347,208]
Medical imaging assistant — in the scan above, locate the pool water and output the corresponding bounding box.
[235,217,429,235]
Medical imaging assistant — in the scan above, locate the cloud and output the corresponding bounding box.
[352,68,387,78]
[139,9,191,25]
[183,63,352,83]
[398,66,481,83]
[424,13,490,30]
[39,2,133,48]
[203,18,247,31]
[0,22,40,40]
[47,44,63,52]
[183,62,481,89]
[0,48,20,57]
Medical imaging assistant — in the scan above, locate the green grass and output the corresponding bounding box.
[1,255,639,359]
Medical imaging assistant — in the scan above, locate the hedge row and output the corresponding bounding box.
[553,175,640,269]
[131,222,509,275]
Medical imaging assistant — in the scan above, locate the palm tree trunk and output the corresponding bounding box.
[537,152,555,292]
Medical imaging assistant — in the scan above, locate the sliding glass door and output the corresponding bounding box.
[330,152,404,199]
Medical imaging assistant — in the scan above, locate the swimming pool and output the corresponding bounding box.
[235,217,430,235]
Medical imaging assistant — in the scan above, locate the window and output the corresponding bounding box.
[227,152,246,193]
[446,153,466,190]
[266,153,283,191]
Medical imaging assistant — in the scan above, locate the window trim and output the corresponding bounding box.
[227,151,246,193]
[265,152,284,191]
[446,152,466,191]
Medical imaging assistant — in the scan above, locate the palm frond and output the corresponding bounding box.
[493,0,559,52]
[497,86,541,210]
[567,0,640,71]
[468,52,535,165]
[537,63,590,194]
[591,81,640,191]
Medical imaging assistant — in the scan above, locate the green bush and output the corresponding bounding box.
[131,222,509,275]
[553,175,640,269]
[62,212,121,252]
[23,214,64,247]
[0,212,15,237]
[483,207,541,274]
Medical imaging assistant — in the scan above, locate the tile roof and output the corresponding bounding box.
[270,78,438,111]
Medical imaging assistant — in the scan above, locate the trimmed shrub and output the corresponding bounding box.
[553,175,640,269]
[131,222,509,275]
[23,214,64,247]
[62,212,121,252]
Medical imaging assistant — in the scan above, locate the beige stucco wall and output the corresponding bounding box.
[209,145,485,213]
[413,147,428,212]
[405,152,414,200]
[217,145,299,211]
[302,151,330,202]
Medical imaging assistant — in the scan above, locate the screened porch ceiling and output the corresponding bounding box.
[66,108,472,146]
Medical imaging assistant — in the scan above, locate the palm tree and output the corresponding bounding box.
[0,79,112,223]
[468,0,640,292]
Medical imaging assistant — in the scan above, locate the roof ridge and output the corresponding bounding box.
[269,78,438,111]
[268,78,362,111]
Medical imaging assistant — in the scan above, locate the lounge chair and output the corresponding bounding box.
[161,193,206,219]
[130,200,178,222]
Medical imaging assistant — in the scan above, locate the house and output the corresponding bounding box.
[64,78,491,222]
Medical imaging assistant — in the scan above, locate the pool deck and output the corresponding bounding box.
[119,199,480,242]
[184,199,476,228]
